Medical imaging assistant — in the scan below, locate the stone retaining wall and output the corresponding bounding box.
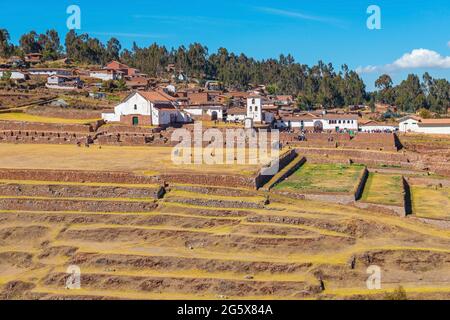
[0,183,165,199]
[354,167,369,201]
[254,149,297,189]
[0,121,93,133]
[0,198,158,212]
[0,169,161,185]
[0,130,89,145]
[262,156,306,191]
[284,133,398,151]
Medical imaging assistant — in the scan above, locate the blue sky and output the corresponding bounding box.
[1,0,449,90]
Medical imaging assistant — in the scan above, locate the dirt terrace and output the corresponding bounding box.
[0,173,449,300]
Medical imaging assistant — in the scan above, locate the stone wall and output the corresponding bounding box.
[0,198,157,213]
[254,149,297,189]
[261,156,306,191]
[0,169,161,185]
[0,130,90,145]
[282,133,398,151]
[160,173,257,189]
[354,167,369,201]
[0,121,93,133]
[0,183,165,199]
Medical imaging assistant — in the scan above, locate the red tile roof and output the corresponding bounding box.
[138,90,175,102]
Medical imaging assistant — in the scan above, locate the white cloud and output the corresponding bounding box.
[357,49,450,74]
[253,6,344,27]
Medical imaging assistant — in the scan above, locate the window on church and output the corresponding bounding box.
[134,104,137,110]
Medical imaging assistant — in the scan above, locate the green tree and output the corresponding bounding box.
[105,37,121,62]
[395,74,426,112]
[418,108,432,119]
[1,70,12,81]
[0,29,13,58]
[19,31,41,53]
[116,78,127,91]
[266,84,279,95]
[375,74,395,105]
[39,29,62,61]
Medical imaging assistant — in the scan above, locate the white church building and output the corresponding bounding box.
[102,91,186,126]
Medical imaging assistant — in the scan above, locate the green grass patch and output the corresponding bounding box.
[274,163,365,193]
[361,173,404,206]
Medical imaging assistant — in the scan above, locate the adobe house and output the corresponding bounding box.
[25,53,43,64]
[276,113,359,131]
[399,115,450,134]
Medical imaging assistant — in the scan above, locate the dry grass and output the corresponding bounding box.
[0,112,99,124]
[0,144,271,175]
[361,173,404,206]
[411,186,450,220]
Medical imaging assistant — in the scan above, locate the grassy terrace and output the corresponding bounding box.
[274,163,365,193]
[361,173,404,206]
[0,144,275,176]
[411,185,450,220]
[0,112,99,124]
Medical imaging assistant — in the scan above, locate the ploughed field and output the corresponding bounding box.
[1,176,450,300]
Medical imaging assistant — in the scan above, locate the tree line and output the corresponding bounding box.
[0,28,448,114]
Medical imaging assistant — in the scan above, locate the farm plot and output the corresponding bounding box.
[0,112,99,124]
[411,185,450,220]
[274,163,365,194]
[0,144,269,177]
[361,173,404,206]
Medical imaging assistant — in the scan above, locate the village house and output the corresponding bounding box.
[102,90,185,126]
[46,75,82,90]
[105,61,140,77]
[360,120,398,132]
[89,61,146,82]
[25,53,43,65]
[125,77,150,90]
[89,69,123,81]
[182,103,224,121]
[399,116,450,134]
[226,107,247,122]
[275,95,294,105]
[276,112,359,131]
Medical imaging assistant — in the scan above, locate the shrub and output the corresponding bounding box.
[384,286,407,300]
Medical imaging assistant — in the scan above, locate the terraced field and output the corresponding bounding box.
[411,185,450,220]
[361,173,404,206]
[0,144,272,176]
[274,163,365,193]
[0,112,100,124]
[1,178,449,300]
